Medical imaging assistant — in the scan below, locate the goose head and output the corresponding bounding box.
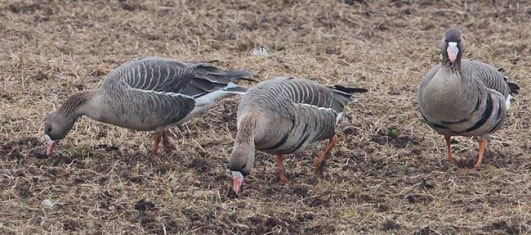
[441,28,464,64]
[228,145,255,195]
[44,111,76,156]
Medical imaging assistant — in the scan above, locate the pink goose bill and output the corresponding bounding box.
[447,42,459,62]
[45,135,57,156]
[231,171,244,195]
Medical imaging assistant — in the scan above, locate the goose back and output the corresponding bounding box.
[238,77,360,154]
[238,77,354,115]
[96,57,249,131]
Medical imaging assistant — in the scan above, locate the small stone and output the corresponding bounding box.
[422,178,435,189]
[41,199,54,209]
[252,46,269,57]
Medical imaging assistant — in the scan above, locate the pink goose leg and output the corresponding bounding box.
[474,139,488,170]
[275,154,288,185]
[314,135,337,176]
[162,127,173,154]
[444,135,454,161]
[151,133,162,156]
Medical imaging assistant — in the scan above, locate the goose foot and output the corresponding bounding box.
[162,128,173,154]
[151,133,162,156]
[473,139,487,170]
[314,135,337,176]
[275,154,288,185]
[444,135,455,162]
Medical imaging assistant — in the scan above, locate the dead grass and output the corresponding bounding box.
[0,0,530,234]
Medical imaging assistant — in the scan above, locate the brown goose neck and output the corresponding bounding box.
[58,90,98,119]
[442,58,463,75]
[236,114,258,146]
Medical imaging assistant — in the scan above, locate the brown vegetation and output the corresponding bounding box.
[0,0,530,233]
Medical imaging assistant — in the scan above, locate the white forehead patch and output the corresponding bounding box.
[45,134,55,145]
[231,171,243,178]
[448,42,458,47]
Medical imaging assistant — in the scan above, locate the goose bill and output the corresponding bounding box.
[45,135,56,156]
[447,42,459,62]
[231,171,244,194]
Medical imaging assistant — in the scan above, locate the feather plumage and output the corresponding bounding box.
[44,57,251,155]
[417,28,519,169]
[228,77,366,193]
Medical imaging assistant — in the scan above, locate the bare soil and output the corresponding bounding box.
[1,0,530,234]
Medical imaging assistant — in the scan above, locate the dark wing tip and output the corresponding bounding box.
[226,70,250,77]
[226,70,258,82]
[508,82,520,95]
[330,85,368,94]
[227,70,252,78]
[499,68,519,95]
[238,77,259,82]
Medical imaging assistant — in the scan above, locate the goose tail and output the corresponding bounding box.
[499,68,519,95]
[329,85,368,94]
[507,82,520,95]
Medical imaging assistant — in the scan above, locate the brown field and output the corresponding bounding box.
[1,0,530,234]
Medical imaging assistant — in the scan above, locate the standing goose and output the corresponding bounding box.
[418,28,519,169]
[229,77,367,194]
[44,57,251,156]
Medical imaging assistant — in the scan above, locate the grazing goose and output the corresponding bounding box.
[228,77,367,194]
[44,57,251,156]
[418,28,519,169]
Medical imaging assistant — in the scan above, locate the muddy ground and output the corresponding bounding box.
[0,0,530,234]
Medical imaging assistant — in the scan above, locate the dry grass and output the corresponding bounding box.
[1,0,530,234]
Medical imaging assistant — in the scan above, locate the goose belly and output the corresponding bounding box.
[420,91,508,137]
[96,101,184,131]
[421,87,471,122]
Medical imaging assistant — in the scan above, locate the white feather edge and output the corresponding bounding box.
[296,103,343,124]
[222,82,246,95]
[487,88,512,111]
[128,87,195,99]
[130,84,239,121]
[129,82,242,104]
[194,82,242,107]
[128,83,241,124]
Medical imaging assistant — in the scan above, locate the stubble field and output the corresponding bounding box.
[0,0,530,234]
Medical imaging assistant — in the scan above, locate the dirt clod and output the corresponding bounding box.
[407,194,434,204]
[134,199,155,211]
[382,219,401,231]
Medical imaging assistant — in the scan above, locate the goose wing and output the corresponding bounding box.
[461,60,513,97]
[279,78,366,112]
[102,57,250,125]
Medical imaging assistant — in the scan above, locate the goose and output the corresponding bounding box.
[418,28,519,169]
[44,57,251,156]
[228,77,367,194]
